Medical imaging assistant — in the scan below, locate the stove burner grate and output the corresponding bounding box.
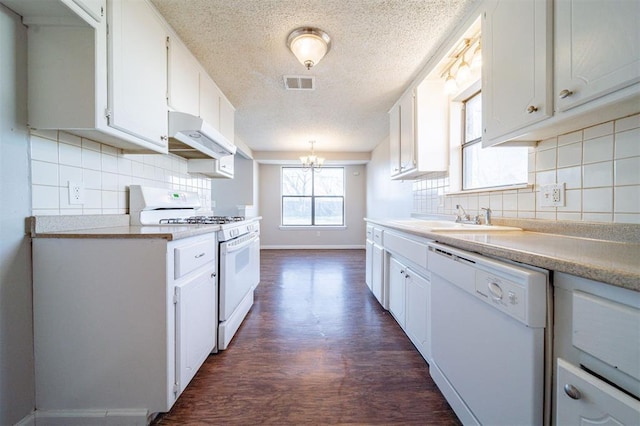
[159,216,246,225]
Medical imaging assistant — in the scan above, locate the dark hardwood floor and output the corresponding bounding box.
[153,249,460,425]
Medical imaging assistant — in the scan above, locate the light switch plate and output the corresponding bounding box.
[540,183,565,207]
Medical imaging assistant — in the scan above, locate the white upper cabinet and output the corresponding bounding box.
[107,0,168,148]
[389,90,415,179]
[399,91,415,175]
[199,74,222,130]
[23,0,169,153]
[72,0,104,22]
[167,36,200,117]
[482,0,552,146]
[389,103,401,176]
[187,155,234,179]
[389,78,448,179]
[554,0,640,112]
[219,97,235,145]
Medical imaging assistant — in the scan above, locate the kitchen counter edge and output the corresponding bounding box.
[28,215,262,241]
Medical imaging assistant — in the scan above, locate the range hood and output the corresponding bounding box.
[168,111,237,160]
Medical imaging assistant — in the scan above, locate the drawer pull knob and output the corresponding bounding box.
[527,105,538,113]
[559,89,573,99]
[195,252,206,259]
[564,384,581,400]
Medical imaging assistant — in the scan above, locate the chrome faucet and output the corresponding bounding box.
[481,207,492,226]
[455,204,472,223]
[456,204,492,225]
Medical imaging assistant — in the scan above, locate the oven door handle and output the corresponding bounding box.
[223,232,259,253]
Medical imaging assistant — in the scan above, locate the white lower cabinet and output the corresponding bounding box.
[364,223,432,363]
[556,358,640,426]
[389,256,407,328]
[389,255,431,361]
[405,269,431,362]
[553,272,640,426]
[32,232,217,423]
[371,243,386,307]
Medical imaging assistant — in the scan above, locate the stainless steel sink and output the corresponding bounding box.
[388,219,521,232]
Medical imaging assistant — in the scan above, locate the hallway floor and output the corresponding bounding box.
[153,249,460,425]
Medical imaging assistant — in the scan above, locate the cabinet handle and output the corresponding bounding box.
[211,272,216,278]
[563,384,581,400]
[160,135,168,141]
[526,105,538,114]
[195,252,206,259]
[559,89,573,99]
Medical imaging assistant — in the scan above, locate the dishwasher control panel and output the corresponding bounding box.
[475,270,527,323]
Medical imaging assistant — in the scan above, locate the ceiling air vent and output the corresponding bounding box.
[284,75,315,91]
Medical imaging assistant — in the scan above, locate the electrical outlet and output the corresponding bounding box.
[540,183,565,207]
[68,181,85,205]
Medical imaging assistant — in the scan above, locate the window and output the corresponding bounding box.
[281,167,344,226]
[462,91,528,190]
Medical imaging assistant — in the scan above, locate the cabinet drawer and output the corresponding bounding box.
[366,225,373,240]
[373,228,383,245]
[174,238,215,279]
[573,291,640,382]
[384,231,428,270]
[556,358,640,425]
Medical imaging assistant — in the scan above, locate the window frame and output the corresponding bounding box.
[280,166,345,227]
[458,89,529,192]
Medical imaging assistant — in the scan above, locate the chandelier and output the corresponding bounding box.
[287,27,331,70]
[300,141,324,171]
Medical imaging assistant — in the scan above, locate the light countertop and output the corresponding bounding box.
[365,218,640,292]
[28,215,261,241]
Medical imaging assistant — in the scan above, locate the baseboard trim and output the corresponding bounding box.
[26,409,149,426]
[261,245,365,250]
[14,412,35,426]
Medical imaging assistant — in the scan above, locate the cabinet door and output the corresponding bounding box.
[372,244,385,307]
[219,97,235,144]
[555,0,640,112]
[200,74,221,129]
[389,104,401,176]
[167,36,200,117]
[108,0,168,147]
[365,239,373,292]
[482,0,552,144]
[405,269,430,361]
[399,91,415,174]
[175,268,216,394]
[388,256,406,328]
[217,155,234,178]
[556,358,640,426]
[71,0,104,22]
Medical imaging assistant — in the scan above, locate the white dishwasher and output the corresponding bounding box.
[427,242,550,425]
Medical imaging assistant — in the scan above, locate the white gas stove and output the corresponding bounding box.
[129,185,260,350]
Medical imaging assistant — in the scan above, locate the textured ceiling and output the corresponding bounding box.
[150,0,477,154]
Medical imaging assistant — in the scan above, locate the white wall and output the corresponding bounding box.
[365,135,414,219]
[211,156,257,216]
[0,5,35,423]
[259,164,366,248]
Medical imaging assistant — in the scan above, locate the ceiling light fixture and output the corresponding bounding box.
[300,140,324,171]
[440,34,481,95]
[287,27,331,70]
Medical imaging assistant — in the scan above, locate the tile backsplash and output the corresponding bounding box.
[30,130,212,216]
[413,113,640,224]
